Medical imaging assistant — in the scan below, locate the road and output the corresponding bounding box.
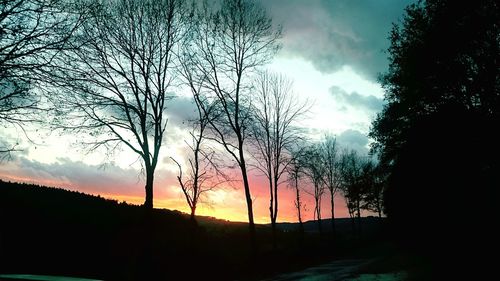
[260,259,372,281]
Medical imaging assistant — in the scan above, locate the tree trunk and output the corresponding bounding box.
[271,221,277,250]
[349,209,356,234]
[273,176,279,224]
[298,220,304,247]
[268,176,275,249]
[314,186,323,234]
[190,206,196,222]
[295,181,304,245]
[317,216,322,234]
[356,200,361,235]
[144,168,154,209]
[377,198,382,218]
[272,176,279,250]
[315,199,322,234]
[240,160,256,250]
[330,190,336,235]
[295,184,303,233]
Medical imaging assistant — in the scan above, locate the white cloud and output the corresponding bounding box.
[267,58,383,138]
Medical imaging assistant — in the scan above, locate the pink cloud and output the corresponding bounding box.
[0,156,356,223]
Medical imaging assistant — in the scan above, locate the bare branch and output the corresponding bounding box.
[1,0,86,155]
[248,70,308,235]
[179,0,281,234]
[42,0,187,208]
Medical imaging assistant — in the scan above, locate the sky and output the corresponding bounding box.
[0,0,414,223]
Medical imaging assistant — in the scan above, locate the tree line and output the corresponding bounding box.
[288,137,384,237]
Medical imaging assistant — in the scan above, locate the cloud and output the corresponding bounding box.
[166,95,198,128]
[262,0,415,79]
[162,95,200,162]
[330,86,384,112]
[336,129,369,154]
[0,155,355,222]
[0,157,179,200]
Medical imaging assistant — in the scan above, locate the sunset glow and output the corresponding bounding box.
[0,0,410,223]
[2,1,496,280]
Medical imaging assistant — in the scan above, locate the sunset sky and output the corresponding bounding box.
[0,0,414,223]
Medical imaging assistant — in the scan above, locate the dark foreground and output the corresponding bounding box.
[0,181,389,281]
[262,259,372,281]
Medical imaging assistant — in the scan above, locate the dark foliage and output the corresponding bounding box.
[385,107,499,279]
[371,0,500,279]
[370,0,499,165]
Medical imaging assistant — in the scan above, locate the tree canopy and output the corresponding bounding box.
[370,0,499,165]
[370,1,499,278]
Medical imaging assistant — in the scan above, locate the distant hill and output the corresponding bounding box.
[0,180,202,280]
[0,179,384,228]
[276,217,384,234]
[0,180,249,225]
[0,180,387,280]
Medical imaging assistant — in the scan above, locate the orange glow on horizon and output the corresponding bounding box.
[0,174,355,224]
[0,175,298,223]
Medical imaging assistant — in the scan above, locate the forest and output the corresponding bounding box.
[1,0,499,280]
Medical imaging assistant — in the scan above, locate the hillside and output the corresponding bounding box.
[0,180,388,280]
[277,217,384,234]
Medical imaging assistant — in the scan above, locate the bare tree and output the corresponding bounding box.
[339,149,366,233]
[251,71,306,248]
[184,0,281,244]
[287,149,306,237]
[169,104,219,221]
[303,144,326,234]
[0,0,84,158]
[46,0,187,209]
[170,137,226,222]
[171,62,227,222]
[320,134,341,234]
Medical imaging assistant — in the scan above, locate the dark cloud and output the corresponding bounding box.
[330,86,383,112]
[163,95,199,146]
[166,95,198,128]
[262,0,415,79]
[337,129,369,154]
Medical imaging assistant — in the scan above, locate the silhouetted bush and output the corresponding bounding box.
[384,105,499,279]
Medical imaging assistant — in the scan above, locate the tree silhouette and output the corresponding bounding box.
[287,149,306,238]
[338,149,365,234]
[370,1,499,278]
[251,71,307,249]
[182,0,281,246]
[370,0,500,166]
[361,162,385,218]
[0,0,84,158]
[45,0,187,209]
[171,61,228,222]
[320,134,341,234]
[303,144,326,234]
